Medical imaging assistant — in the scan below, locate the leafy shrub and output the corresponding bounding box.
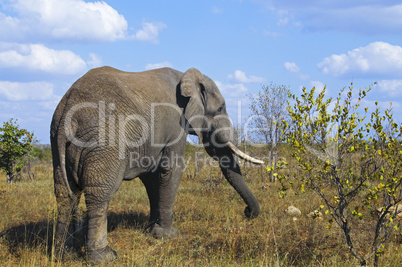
[280,84,402,266]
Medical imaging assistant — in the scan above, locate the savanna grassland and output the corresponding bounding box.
[1,145,402,266]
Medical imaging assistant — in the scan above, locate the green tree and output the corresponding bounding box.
[0,119,34,183]
[248,83,290,182]
[280,84,402,266]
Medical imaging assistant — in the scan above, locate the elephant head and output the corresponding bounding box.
[179,68,262,218]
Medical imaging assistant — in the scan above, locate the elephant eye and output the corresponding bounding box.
[217,106,223,113]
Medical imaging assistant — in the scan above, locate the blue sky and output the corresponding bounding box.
[0,0,402,143]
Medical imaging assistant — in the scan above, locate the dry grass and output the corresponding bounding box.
[1,152,402,266]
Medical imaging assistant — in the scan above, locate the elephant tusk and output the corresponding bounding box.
[226,141,265,165]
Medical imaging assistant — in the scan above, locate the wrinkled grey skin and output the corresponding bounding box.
[51,66,260,264]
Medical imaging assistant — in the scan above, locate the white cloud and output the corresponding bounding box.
[0,12,23,41]
[212,6,223,14]
[0,81,56,101]
[39,97,62,110]
[284,61,309,80]
[263,31,280,38]
[277,10,290,26]
[0,0,130,42]
[134,22,167,44]
[257,1,402,34]
[215,81,250,121]
[87,53,102,68]
[215,81,248,98]
[0,43,87,75]
[227,70,266,83]
[310,81,325,92]
[318,42,402,78]
[284,62,300,73]
[145,61,173,70]
[376,80,402,97]
[0,0,166,43]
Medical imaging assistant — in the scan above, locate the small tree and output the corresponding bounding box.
[248,83,290,182]
[280,84,402,266]
[0,119,34,183]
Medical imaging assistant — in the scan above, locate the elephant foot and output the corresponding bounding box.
[149,223,179,238]
[87,246,117,265]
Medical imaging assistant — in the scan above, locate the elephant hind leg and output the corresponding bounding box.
[79,151,126,264]
[53,185,83,260]
[82,162,123,264]
[84,190,117,265]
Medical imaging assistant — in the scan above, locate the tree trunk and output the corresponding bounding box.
[269,146,274,182]
[272,126,279,183]
[268,124,280,183]
[243,135,247,178]
[374,254,379,267]
[6,173,14,184]
[26,151,34,180]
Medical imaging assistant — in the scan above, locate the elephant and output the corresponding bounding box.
[50,66,263,264]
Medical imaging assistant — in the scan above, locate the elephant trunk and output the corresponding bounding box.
[206,144,260,218]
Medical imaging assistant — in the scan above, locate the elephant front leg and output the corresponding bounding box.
[150,167,183,238]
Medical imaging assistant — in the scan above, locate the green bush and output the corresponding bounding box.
[0,119,34,183]
[280,84,402,266]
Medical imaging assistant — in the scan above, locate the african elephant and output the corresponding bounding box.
[50,66,262,264]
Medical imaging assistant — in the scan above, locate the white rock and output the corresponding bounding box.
[285,205,301,216]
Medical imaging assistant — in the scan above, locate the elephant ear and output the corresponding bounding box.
[180,68,208,141]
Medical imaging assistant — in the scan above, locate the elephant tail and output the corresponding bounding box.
[57,133,74,199]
